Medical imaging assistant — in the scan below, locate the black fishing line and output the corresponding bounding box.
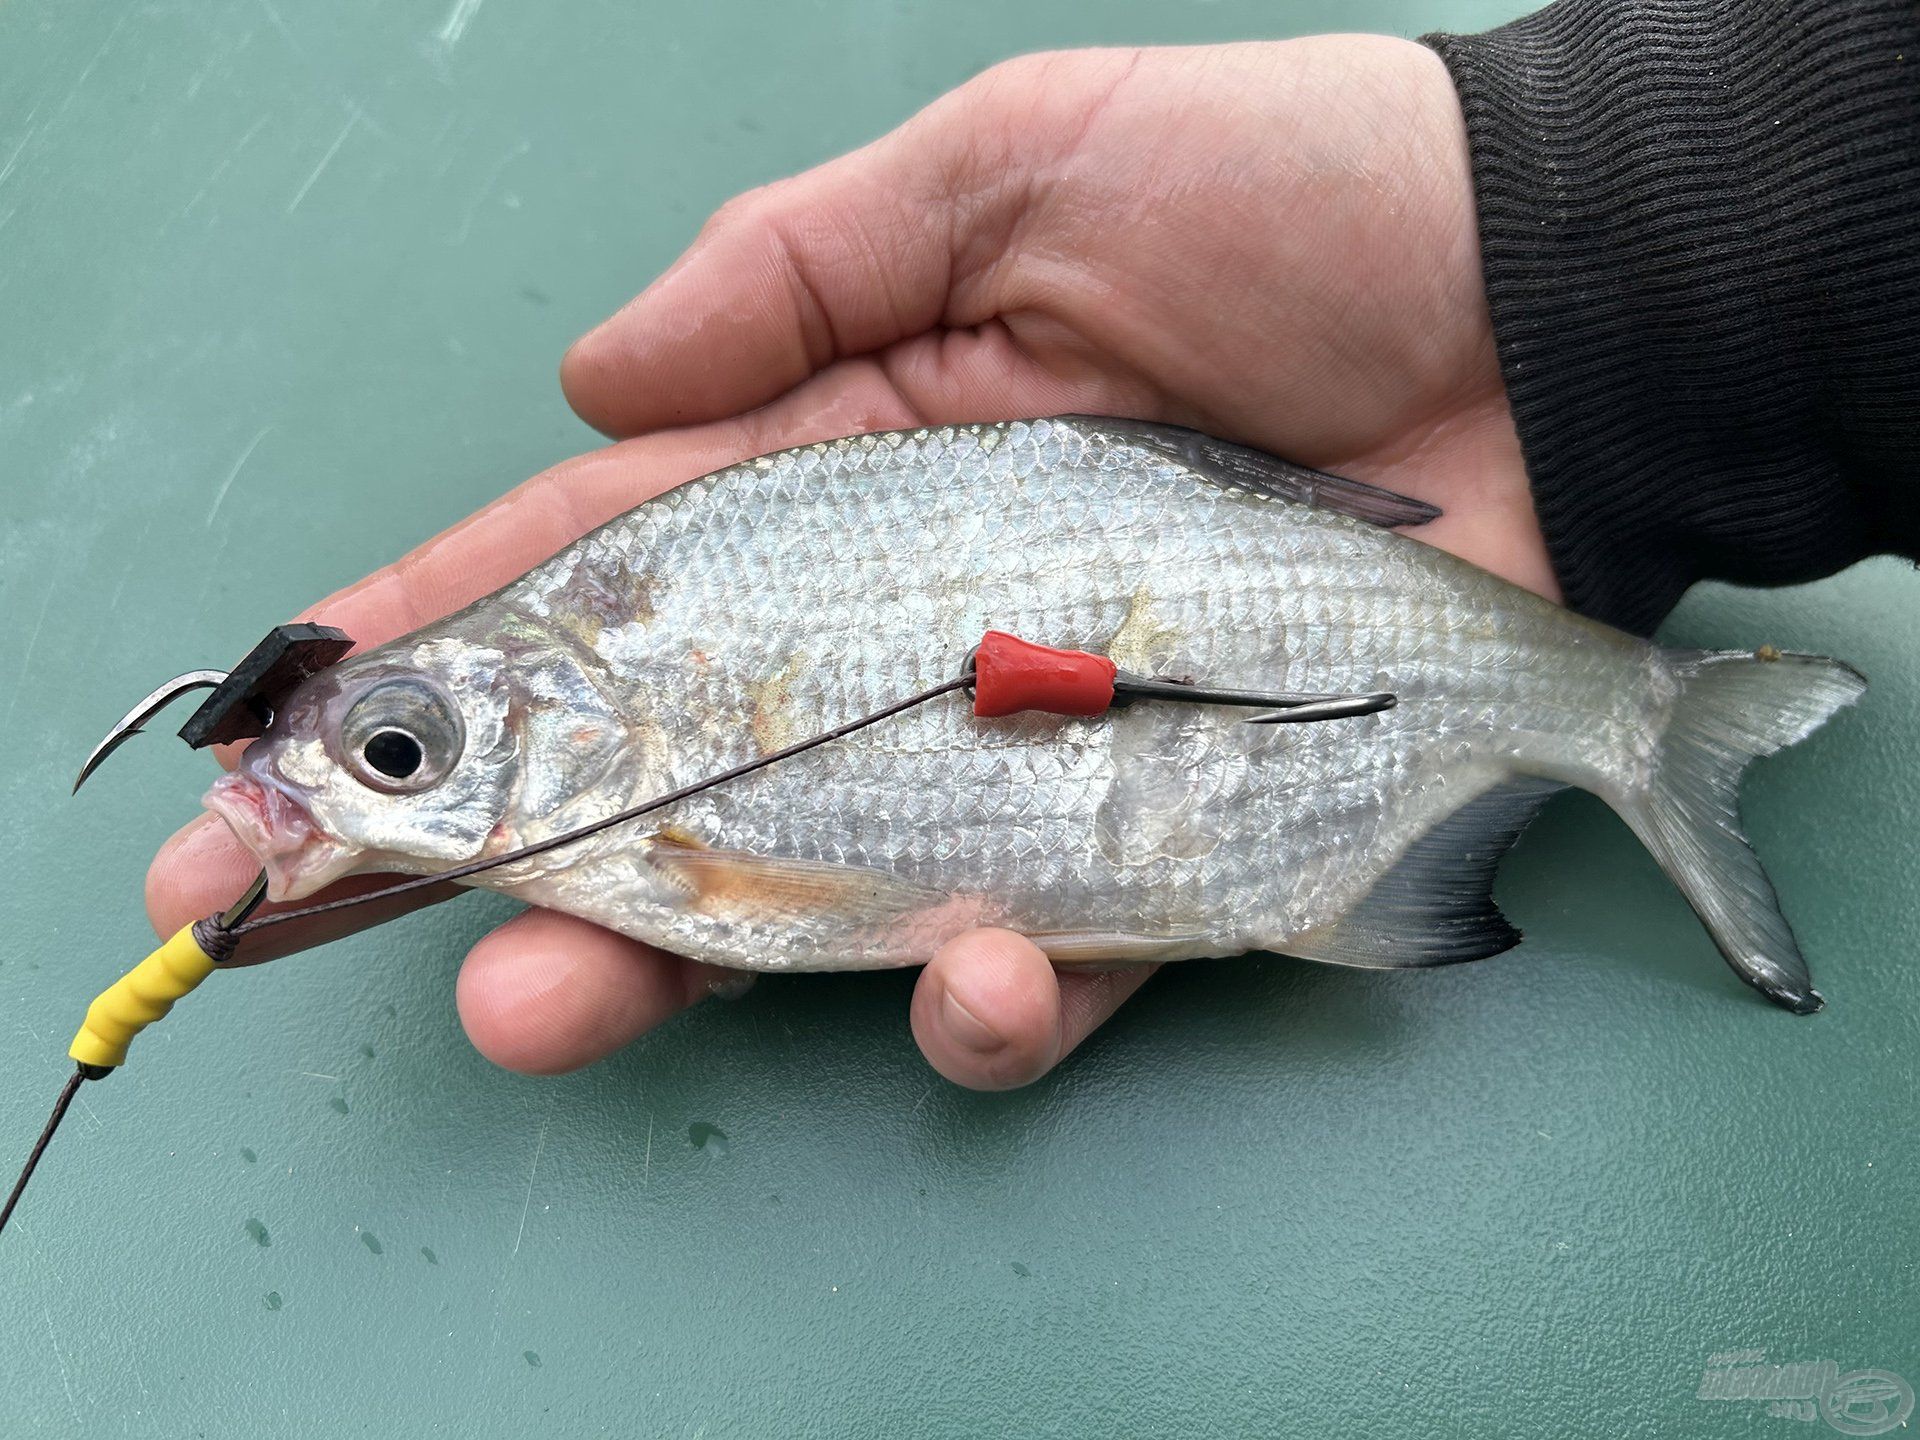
[223,675,974,942]
[0,1070,86,1237]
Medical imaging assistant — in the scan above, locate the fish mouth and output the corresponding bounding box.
[203,772,359,902]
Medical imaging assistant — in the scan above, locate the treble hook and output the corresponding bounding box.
[72,670,230,794]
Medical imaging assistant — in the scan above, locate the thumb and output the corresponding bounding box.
[911,927,1157,1090]
[561,113,971,437]
[558,51,1135,438]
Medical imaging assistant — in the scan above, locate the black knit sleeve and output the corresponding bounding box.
[1424,0,1920,635]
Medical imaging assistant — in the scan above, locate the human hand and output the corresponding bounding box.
[149,37,1550,1090]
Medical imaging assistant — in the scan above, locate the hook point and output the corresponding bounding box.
[70,669,228,796]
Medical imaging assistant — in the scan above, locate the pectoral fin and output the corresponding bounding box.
[1283,778,1563,969]
[648,833,940,927]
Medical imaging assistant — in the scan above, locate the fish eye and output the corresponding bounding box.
[362,728,424,779]
[339,677,463,793]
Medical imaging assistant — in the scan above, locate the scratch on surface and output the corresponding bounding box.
[286,112,359,213]
[251,0,390,138]
[485,1094,555,1366]
[643,1113,653,1186]
[452,139,528,243]
[43,1304,80,1428]
[253,0,300,55]
[298,1071,340,1082]
[2,587,57,737]
[0,118,39,192]
[205,426,272,525]
[181,115,269,217]
[511,1117,549,1259]
[16,587,53,672]
[437,0,487,48]
[53,12,134,124]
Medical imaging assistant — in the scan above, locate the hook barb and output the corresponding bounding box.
[72,669,229,793]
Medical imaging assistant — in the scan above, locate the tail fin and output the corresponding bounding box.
[1619,648,1866,1013]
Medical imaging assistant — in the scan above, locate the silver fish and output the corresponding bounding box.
[204,417,1864,1009]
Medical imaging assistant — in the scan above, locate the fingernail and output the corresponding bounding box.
[940,985,1005,1054]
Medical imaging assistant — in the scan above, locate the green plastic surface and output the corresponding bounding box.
[2,1,1914,1436]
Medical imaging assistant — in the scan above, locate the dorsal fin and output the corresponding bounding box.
[1058,415,1442,529]
[1283,778,1563,969]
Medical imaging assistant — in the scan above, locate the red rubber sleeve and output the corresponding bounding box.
[971,631,1117,718]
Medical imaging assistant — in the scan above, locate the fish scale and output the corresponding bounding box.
[208,417,1864,1011]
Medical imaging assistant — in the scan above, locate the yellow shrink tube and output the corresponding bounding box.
[68,925,218,1070]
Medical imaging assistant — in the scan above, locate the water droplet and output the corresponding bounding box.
[360,1232,383,1255]
[358,1043,375,1059]
[523,1351,542,1368]
[240,1147,257,1164]
[244,1218,271,1248]
[420,1247,437,1265]
[687,1122,728,1157]
[264,1292,283,1311]
[1010,1262,1030,1278]
[328,1096,350,1116]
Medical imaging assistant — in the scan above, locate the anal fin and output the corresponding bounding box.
[1031,930,1206,967]
[1284,778,1563,969]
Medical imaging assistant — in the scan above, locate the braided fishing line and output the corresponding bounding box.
[0,1070,87,1236]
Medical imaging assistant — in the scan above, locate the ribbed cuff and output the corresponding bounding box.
[1427,0,1920,635]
